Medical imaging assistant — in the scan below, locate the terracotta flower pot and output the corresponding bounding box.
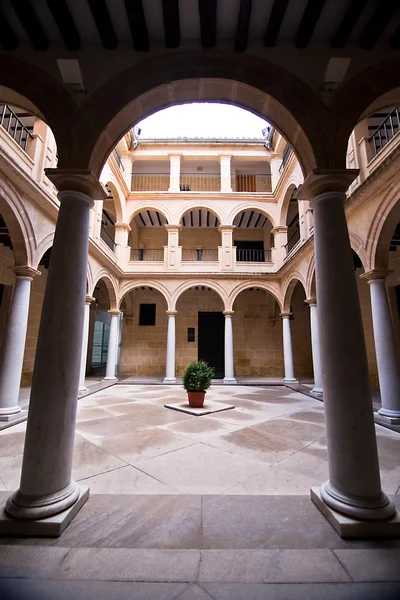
[187,391,206,408]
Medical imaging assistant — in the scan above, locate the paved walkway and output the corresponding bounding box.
[0,385,399,599]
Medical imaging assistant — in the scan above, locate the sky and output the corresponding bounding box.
[136,103,270,139]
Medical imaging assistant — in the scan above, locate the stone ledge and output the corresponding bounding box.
[311,487,400,539]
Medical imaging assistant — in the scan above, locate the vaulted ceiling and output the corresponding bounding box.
[1,0,399,53]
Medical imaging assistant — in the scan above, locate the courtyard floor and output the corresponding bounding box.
[0,384,399,599]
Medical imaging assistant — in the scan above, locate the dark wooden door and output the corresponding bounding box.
[198,312,225,378]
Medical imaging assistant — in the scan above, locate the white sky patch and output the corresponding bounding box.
[136,103,270,139]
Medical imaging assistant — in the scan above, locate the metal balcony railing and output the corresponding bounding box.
[131,173,170,191]
[179,173,220,191]
[369,107,400,155]
[285,229,300,255]
[231,174,272,192]
[279,146,294,173]
[181,248,219,261]
[112,147,124,170]
[236,249,272,262]
[0,104,33,152]
[130,248,164,261]
[100,228,116,252]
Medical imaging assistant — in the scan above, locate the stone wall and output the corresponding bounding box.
[0,243,15,347]
[290,283,313,378]
[21,265,48,386]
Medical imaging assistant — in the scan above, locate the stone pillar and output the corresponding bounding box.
[114,222,131,265]
[269,154,282,191]
[281,312,298,383]
[2,170,105,531]
[305,298,323,395]
[218,225,235,271]
[165,224,182,269]
[103,309,120,381]
[220,155,232,192]
[78,295,95,393]
[362,270,400,424]
[271,226,288,268]
[299,169,396,531]
[223,311,236,384]
[168,154,181,192]
[0,266,40,421]
[163,311,176,383]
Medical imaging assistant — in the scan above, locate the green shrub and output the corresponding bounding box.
[182,360,215,392]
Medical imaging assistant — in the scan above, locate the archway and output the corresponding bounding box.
[87,278,116,378]
[232,209,273,263]
[283,280,312,382]
[180,207,220,262]
[129,209,168,262]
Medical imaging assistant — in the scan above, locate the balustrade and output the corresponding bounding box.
[130,248,164,261]
[0,105,33,152]
[181,248,219,261]
[369,107,400,155]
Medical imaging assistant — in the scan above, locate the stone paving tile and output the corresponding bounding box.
[157,416,243,441]
[222,463,321,495]
[77,464,179,494]
[333,549,400,581]
[71,434,128,480]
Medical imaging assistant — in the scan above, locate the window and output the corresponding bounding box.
[139,304,156,326]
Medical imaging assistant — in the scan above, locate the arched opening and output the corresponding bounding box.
[285,189,300,255]
[175,286,225,377]
[233,210,273,263]
[129,209,168,262]
[88,279,116,378]
[180,208,220,262]
[119,286,168,379]
[286,281,312,382]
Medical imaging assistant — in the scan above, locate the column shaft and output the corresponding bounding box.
[281,314,298,383]
[223,312,236,384]
[78,297,93,392]
[163,312,176,383]
[104,311,120,380]
[368,277,400,420]
[0,270,37,419]
[307,301,323,394]
[6,189,94,519]
[312,190,394,519]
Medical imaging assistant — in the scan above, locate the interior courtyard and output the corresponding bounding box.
[1,1,400,598]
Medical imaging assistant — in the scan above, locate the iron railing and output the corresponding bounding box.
[130,248,164,261]
[231,173,272,192]
[285,229,301,255]
[100,228,116,252]
[179,173,220,191]
[131,173,170,191]
[236,248,272,262]
[0,104,33,152]
[279,146,294,173]
[181,248,219,261]
[369,107,400,155]
[112,147,124,170]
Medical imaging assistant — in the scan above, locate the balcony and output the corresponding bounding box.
[231,174,272,193]
[100,227,116,252]
[131,173,170,191]
[130,248,164,261]
[181,248,219,261]
[0,105,32,152]
[130,171,272,193]
[236,248,272,262]
[369,107,400,155]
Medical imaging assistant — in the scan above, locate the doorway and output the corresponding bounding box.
[198,312,224,378]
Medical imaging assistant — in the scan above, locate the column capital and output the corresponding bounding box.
[166,310,177,316]
[360,269,391,283]
[271,226,288,234]
[305,297,317,306]
[165,224,182,232]
[218,225,235,232]
[298,169,359,202]
[280,312,292,319]
[85,295,95,304]
[219,153,232,160]
[45,169,107,200]
[108,309,120,317]
[223,310,234,316]
[13,266,41,279]
[168,152,182,158]
[114,222,131,233]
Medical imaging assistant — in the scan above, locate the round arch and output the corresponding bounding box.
[366,181,400,270]
[348,230,368,271]
[172,279,227,311]
[103,180,124,223]
[75,53,332,177]
[229,204,276,228]
[229,281,282,312]
[90,271,118,310]
[305,256,316,299]
[282,275,308,313]
[178,202,224,225]
[33,233,54,270]
[279,180,302,227]
[127,203,172,226]
[118,279,171,310]
[0,178,35,266]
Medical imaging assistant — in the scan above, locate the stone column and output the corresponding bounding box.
[0,266,40,421]
[305,298,323,395]
[223,311,237,384]
[165,224,182,269]
[103,309,120,381]
[220,155,232,192]
[269,154,282,191]
[362,270,400,424]
[163,311,176,383]
[114,222,131,265]
[168,154,181,192]
[3,170,105,529]
[281,312,298,383]
[299,169,395,529]
[271,226,288,268]
[78,295,94,393]
[218,225,235,271]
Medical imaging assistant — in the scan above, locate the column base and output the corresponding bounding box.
[223,378,237,384]
[311,387,323,395]
[283,378,299,384]
[0,486,89,537]
[102,376,117,381]
[0,408,26,422]
[376,408,400,424]
[163,377,177,384]
[311,487,400,538]
[78,386,87,393]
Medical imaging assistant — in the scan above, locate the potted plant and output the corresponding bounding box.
[183,360,215,408]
